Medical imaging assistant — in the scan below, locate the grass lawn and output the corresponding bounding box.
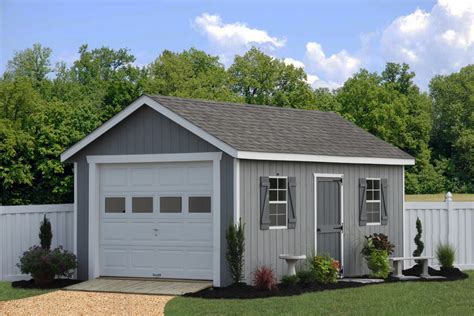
[165,271,474,315]
[406,193,474,202]
[0,282,52,301]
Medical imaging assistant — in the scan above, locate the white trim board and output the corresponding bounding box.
[60,95,415,166]
[86,152,222,287]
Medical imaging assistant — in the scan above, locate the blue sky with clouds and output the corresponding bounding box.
[2,0,473,89]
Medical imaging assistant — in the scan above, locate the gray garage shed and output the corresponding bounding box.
[61,94,414,286]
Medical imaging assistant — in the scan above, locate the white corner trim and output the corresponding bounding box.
[237,151,415,166]
[86,152,222,164]
[233,159,240,225]
[61,95,237,162]
[86,152,222,286]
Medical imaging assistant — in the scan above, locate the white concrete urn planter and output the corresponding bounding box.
[279,254,307,276]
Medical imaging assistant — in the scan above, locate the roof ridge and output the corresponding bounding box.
[146,94,334,115]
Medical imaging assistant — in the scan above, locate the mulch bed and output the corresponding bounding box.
[12,279,83,290]
[184,281,368,299]
[402,264,468,280]
[186,266,469,299]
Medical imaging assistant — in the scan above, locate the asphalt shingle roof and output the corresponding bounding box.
[149,95,413,160]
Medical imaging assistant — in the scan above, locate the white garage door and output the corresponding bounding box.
[99,162,213,280]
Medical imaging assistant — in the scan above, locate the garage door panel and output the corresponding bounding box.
[100,161,214,280]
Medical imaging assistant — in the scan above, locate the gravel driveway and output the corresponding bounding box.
[0,290,173,315]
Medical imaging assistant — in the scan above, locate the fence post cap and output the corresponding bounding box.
[445,192,453,202]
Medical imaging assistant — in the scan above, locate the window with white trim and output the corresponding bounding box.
[366,179,381,224]
[269,177,287,228]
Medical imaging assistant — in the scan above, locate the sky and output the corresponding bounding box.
[1,0,474,89]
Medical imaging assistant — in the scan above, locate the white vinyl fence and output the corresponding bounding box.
[0,204,74,281]
[404,193,474,270]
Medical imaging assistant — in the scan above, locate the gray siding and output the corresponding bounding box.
[68,105,233,282]
[239,160,404,283]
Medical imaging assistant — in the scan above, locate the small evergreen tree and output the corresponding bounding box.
[413,217,424,262]
[39,215,53,250]
[225,219,245,283]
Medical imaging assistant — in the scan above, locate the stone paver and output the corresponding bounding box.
[0,290,173,316]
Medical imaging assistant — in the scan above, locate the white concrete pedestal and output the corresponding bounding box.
[279,254,307,276]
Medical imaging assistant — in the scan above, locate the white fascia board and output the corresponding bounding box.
[60,95,238,162]
[236,151,415,166]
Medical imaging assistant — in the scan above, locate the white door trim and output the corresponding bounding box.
[313,173,344,275]
[87,152,222,287]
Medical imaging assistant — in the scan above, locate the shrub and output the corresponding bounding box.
[310,255,339,284]
[253,266,277,291]
[413,217,424,262]
[281,274,299,287]
[39,215,52,250]
[296,270,316,287]
[361,234,393,279]
[436,243,455,269]
[361,233,395,256]
[225,219,245,283]
[17,245,77,280]
[366,249,390,278]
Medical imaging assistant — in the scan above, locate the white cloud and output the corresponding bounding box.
[194,13,285,63]
[380,0,474,87]
[305,42,361,87]
[283,57,305,69]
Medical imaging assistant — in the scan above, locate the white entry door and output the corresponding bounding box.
[99,161,213,280]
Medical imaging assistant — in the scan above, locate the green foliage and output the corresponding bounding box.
[429,65,474,192]
[361,233,395,256]
[39,215,52,250]
[295,270,316,287]
[5,43,52,87]
[228,47,316,108]
[366,249,391,279]
[280,274,299,286]
[362,234,393,279]
[17,245,77,279]
[436,244,456,269]
[225,219,245,284]
[309,255,339,284]
[413,217,424,259]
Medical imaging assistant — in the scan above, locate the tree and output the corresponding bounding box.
[429,65,474,192]
[39,215,53,250]
[5,43,52,86]
[226,219,245,283]
[228,47,315,108]
[146,48,240,102]
[413,217,424,262]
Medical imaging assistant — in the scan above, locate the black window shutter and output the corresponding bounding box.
[260,176,270,230]
[359,178,368,226]
[381,178,388,225]
[287,177,297,229]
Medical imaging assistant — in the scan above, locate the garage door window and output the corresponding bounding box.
[189,196,211,213]
[105,197,125,213]
[160,197,182,213]
[132,197,153,213]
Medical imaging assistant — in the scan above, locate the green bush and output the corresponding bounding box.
[310,255,339,284]
[39,215,52,250]
[366,249,390,278]
[436,243,455,269]
[361,233,395,256]
[281,274,299,286]
[17,245,77,280]
[413,217,425,263]
[225,219,245,283]
[296,270,316,287]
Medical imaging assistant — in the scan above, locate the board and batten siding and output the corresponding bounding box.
[239,160,404,282]
[67,105,233,283]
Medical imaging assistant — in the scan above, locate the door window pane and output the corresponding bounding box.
[160,197,182,213]
[132,197,153,213]
[105,197,125,213]
[189,196,211,213]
